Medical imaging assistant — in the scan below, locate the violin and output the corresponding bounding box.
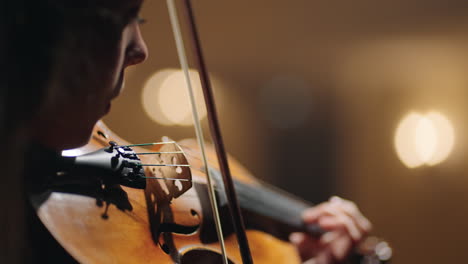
[32,121,391,263]
[30,0,392,263]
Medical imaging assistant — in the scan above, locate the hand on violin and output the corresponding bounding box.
[289,196,372,264]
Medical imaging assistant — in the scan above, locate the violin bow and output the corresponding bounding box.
[166,1,254,264]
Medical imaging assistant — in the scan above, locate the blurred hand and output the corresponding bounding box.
[289,196,372,264]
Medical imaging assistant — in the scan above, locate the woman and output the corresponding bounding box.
[2,0,371,263]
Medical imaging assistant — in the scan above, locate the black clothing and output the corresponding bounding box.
[25,144,77,263]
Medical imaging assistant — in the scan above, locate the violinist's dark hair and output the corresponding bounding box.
[0,1,125,262]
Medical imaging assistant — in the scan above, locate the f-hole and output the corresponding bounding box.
[97,130,108,139]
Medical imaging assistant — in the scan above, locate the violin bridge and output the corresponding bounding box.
[136,140,192,199]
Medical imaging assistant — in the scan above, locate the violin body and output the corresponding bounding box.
[34,121,300,263]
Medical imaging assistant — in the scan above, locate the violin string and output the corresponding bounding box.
[122,142,192,181]
[134,151,183,155]
[129,142,189,165]
[165,150,295,208]
[137,144,315,235]
[120,141,177,148]
[140,164,190,167]
[192,166,311,232]
[176,163,307,230]
[139,176,190,181]
[100,141,192,181]
[181,150,312,206]
[167,1,228,263]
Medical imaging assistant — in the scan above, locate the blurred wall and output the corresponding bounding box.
[104,1,468,263]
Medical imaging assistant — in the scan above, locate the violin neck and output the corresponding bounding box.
[234,179,316,238]
[233,179,391,264]
[208,168,391,264]
[209,167,315,239]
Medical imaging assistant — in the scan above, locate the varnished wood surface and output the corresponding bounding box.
[35,122,301,263]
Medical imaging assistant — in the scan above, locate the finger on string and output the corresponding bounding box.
[329,196,372,234]
[302,199,358,222]
[319,230,340,245]
[313,206,363,242]
[289,232,320,261]
[302,203,333,223]
[320,232,354,262]
[303,198,370,236]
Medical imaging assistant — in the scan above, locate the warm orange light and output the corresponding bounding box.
[425,112,455,165]
[142,69,207,126]
[394,111,455,168]
[395,113,424,168]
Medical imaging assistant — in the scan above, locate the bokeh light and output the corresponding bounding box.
[414,116,437,164]
[142,69,207,126]
[394,111,455,168]
[425,112,455,166]
[395,112,424,168]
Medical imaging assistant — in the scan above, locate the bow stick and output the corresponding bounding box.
[167,1,254,263]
